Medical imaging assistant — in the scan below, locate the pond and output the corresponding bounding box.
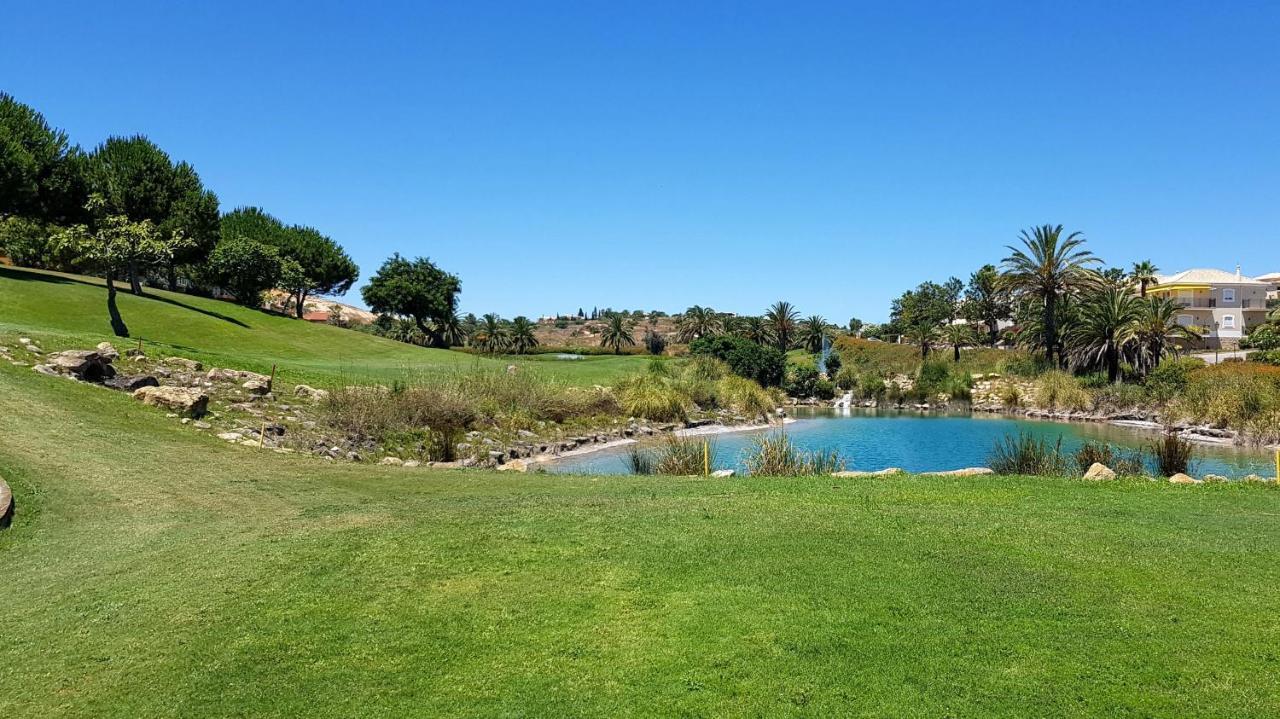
[545,408,1275,477]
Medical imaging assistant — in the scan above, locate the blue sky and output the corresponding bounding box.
[4,1,1278,322]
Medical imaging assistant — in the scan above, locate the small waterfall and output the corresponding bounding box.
[833,391,853,409]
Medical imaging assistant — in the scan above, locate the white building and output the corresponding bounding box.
[1148,268,1271,349]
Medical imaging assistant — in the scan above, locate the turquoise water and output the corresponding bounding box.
[547,408,1275,477]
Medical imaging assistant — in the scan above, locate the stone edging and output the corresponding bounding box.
[0,475,12,529]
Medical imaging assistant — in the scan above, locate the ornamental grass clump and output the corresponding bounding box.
[624,436,719,475]
[987,432,1070,476]
[1034,370,1092,411]
[1073,441,1146,476]
[1170,363,1280,432]
[742,432,847,476]
[714,375,775,419]
[615,372,690,422]
[1150,433,1195,477]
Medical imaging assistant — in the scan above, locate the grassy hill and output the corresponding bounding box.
[4,266,1280,716]
[0,266,654,387]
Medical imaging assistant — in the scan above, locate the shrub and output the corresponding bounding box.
[1171,363,1280,429]
[1092,382,1149,413]
[1001,353,1052,378]
[1150,433,1195,476]
[784,365,821,398]
[1253,350,1280,367]
[625,445,656,475]
[1242,324,1280,351]
[1034,371,1092,411]
[814,379,837,401]
[689,335,786,387]
[1143,356,1205,404]
[834,365,858,391]
[655,436,718,475]
[743,432,847,476]
[857,374,886,400]
[714,375,776,419]
[1000,384,1023,408]
[1078,372,1110,390]
[205,236,283,305]
[987,433,1070,476]
[916,360,951,396]
[615,373,690,422]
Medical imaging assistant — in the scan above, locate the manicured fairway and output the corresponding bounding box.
[0,266,653,387]
[2,359,1279,717]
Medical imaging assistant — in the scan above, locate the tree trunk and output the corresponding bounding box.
[166,262,179,292]
[294,289,309,318]
[987,320,999,345]
[127,259,142,295]
[954,344,961,363]
[1043,292,1057,365]
[1107,342,1120,384]
[106,274,129,338]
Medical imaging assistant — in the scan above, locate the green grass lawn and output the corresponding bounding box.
[0,266,654,387]
[3,357,1280,717]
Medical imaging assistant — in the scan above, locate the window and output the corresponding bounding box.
[1222,288,1236,303]
[1177,314,1194,327]
[1223,314,1236,329]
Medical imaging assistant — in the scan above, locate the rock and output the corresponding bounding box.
[180,418,191,425]
[920,467,995,477]
[32,364,60,377]
[133,386,209,418]
[193,421,212,430]
[293,384,329,401]
[125,348,146,358]
[497,459,531,472]
[379,457,405,466]
[402,460,421,468]
[46,350,114,380]
[832,468,906,478]
[1243,474,1271,484]
[711,469,735,478]
[346,452,362,462]
[95,341,120,360]
[103,374,159,392]
[18,337,34,345]
[165,357,203,372]
[243,378,272,395]
[1202,474,1229,483]
[1168,473,1201,485]
[1083,463,1117,481]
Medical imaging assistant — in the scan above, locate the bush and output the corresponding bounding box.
[714,375,776,419]
[1150,433,1195,476]
[689,335,786,387]
[1242,324,1280,351]
[1001,353,1053,378]
[615,373,689,422]
[625,436,719,475]
[1143,357,1206,404]
[1171,363,1280,429]
[834,365,858,391]
[987,433,1070,476]
[857,374,886,400]
[1092,382,1149,413]
[814,379,837,401]
[1034,371,1092,411]
[743,432,847,476]
[1253,350,1280,367]
[784,365,821,398]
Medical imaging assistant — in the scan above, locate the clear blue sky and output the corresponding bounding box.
[4,1,1278,322]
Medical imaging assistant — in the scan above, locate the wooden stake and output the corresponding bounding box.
[259,419,267,449]
[268,363,277,391]
[703,440,709,477]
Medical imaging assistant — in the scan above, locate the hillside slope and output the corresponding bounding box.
[0,266,652,386]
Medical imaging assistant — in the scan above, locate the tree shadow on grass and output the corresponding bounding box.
[2,266,249,328]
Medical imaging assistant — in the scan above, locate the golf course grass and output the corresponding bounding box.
[2,351,1280,716]
[0,265,653,387]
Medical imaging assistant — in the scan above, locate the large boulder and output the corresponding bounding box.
[104,374,160,392]
[164,357,203,372]
[710,469,736,478]
[920,467,995,477]
[95,341,120,361]
[133,386,209,418]
[294,384,329,401]
[832,468,906,478]
[1083,463,1116,481]
[44,349,115,381]
[243,378,272,395]
[1168,473,1202,485]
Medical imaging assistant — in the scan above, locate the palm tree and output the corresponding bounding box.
[508,316,539,354]
[471,313,510,354]
[904,322,940,360]
[1000,224,1099,366]
[798,315,829,353]
[675,305,722,342]
[1131,260,1160,297]
[435,309,466,348]
[1133,296,1199,375]
[941,323,976,363]
[599,313,636,354]
[765,301,800,351]
[736,316,774,346]
[1066,286,1143,383]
